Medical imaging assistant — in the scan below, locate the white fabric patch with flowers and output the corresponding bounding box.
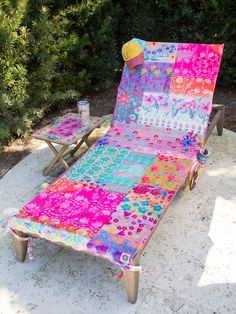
[138,92,212,134]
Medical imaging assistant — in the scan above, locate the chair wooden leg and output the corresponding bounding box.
[11,230,29,262]
[123,255,141,304]
[217,107,225,136]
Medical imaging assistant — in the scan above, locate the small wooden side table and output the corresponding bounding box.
[32,113,105,176]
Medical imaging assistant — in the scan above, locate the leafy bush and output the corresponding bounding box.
[0,0,29,146]
[26,0,119,111]
[0,0,119,147]
[0,0,235,147]
[115,0,236,84]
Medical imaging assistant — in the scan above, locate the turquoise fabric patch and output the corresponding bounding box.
[99,152,156,193]
[64,146,130,184]
[65,146,155,194]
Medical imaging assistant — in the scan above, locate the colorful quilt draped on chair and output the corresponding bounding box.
[9,40,223,269]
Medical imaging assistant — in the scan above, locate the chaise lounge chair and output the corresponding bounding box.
[8,39,223,303]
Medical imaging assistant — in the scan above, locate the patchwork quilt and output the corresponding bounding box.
[9,40,223,269]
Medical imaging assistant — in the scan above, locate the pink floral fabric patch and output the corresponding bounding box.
[16,178,124,238]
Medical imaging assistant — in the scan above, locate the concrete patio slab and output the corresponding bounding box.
[0,115,236,314]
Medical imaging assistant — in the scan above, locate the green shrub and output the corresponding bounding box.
[0,0,119,147]
[114,0,236,84]
[0,0,29,146]
[0,0,235,147]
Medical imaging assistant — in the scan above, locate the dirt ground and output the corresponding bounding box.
[0,83,235,178]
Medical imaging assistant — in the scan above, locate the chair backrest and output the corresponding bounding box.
[113,39,223,146]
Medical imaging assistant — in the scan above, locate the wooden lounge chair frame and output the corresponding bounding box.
[205,103,225,142]
[9,41,224,304]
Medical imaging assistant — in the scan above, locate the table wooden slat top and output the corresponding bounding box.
[32,113,105,145]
